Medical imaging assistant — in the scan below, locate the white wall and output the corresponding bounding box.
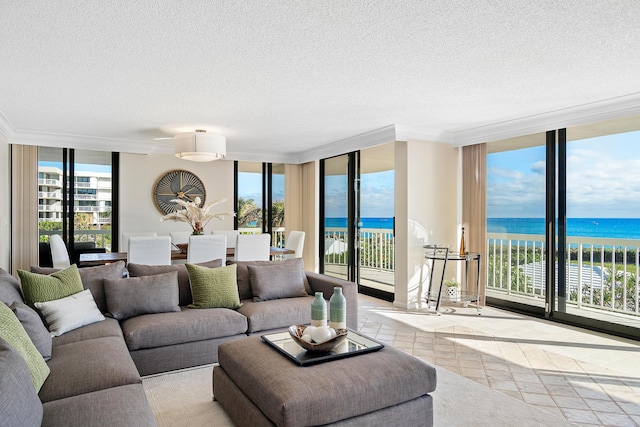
[119,153,235,250]
[0,136,9,270]
[394,140,459,309]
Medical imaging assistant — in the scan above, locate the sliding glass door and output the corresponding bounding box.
[558,120,640,335]
[486,115,640,339]
[320,143,396,299]
[236,161,286,246]
[486,133,548,314]
[37,147,117,265]
[320,153,358,282]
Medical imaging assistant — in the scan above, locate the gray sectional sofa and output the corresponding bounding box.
[0,258,358,427]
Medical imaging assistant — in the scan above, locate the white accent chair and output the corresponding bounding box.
[234,233,271,261]
[120,231,158,252]
[49,234,71,269]
[213,230,240,249]
[284,231,305,259]
[127,236,171,265]
[187,234,227,264]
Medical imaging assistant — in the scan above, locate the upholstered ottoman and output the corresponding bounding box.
[213,335,437,427]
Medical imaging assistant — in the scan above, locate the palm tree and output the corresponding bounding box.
[271,199,285,228]
[237,197,261,228]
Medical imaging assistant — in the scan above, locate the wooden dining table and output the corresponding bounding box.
[78,246,295,267]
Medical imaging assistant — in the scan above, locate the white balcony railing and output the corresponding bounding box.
[38,179,61,187]
[39,229,112,251]
[238,227,286,249]
[487,233,640,317]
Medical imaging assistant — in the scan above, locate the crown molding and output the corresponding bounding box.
[9,131,154,154]
[226,150,299,164]
[3,92,640,160]
[0,111,15,139]
[452,92,640,146]
[395,125,454,143]
[296,125,399,164]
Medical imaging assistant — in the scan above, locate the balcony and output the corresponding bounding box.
[324,227,395,289]
[75,194,98,200]
[39,229,112,251]
[487,233,640,325]
[38,191,62,199]
[38,178,61,187]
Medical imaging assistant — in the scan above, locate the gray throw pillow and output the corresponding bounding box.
[247,260,308,302]
[0,338,44,426]
[127,260,222,307]
[30,261,127,314]
[228,258,311,300]
[0,268,25,306]
[103,271,180,320]
[10,302,52,361]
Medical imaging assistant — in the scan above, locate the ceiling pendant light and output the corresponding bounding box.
[174,129,226,162]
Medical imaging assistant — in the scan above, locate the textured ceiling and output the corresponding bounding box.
[1,1,640,162]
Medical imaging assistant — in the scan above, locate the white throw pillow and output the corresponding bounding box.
[34,289,105,337]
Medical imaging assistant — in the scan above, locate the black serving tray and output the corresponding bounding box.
[261,329,384,366]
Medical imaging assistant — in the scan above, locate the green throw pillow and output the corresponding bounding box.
[186,263,241,309]
[18,264,84,306]
[0,302,50,392]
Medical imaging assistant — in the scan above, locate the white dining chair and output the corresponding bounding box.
[284,231,305,259]
[49,234,71,268]
[170,231,191,246]
[187,234,227,264]
[213,230,240,249]
[120,231,158,252]
[127,236,171,265]
[234,233,271,261]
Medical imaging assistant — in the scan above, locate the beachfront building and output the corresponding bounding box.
[38,165,113,225]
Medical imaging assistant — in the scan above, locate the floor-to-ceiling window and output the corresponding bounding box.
[560,120,640,336]
[236,161,285,245]
[320,153,355,282]
[37,147,117,266]
[486,133,547,313]
[270,163,285,247]
[320,143,395,300]
[486,115,640,339]
[359,144,395,293]
[237,162,264,233]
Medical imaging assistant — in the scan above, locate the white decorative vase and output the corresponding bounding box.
[446,286,461,301]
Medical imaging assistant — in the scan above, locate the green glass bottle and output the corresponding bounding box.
[311,292,327,327]
[329,287,346,330]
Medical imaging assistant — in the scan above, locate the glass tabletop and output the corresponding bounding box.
[261,329,384,366]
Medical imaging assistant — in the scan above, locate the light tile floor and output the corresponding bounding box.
[357,294,640,426]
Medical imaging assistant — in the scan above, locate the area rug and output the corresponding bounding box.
[142,364,573,426]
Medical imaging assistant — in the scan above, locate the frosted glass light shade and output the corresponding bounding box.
[174,132,226,162]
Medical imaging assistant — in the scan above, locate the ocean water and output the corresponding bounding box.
[488,218,640,240]
[325,217,394,230]
[326,217,640,240]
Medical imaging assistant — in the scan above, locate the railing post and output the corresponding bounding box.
[577,243,583,309]
[507,239,512,295]
[378,232,383,272]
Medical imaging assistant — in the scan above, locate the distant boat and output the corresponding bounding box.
[593,221,598,226]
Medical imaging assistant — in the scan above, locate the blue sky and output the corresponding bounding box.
[487,130,640,218]
[238,172,284,203]
[240,169,395,218]
[39,161,111,173]
[324,170,395,218]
